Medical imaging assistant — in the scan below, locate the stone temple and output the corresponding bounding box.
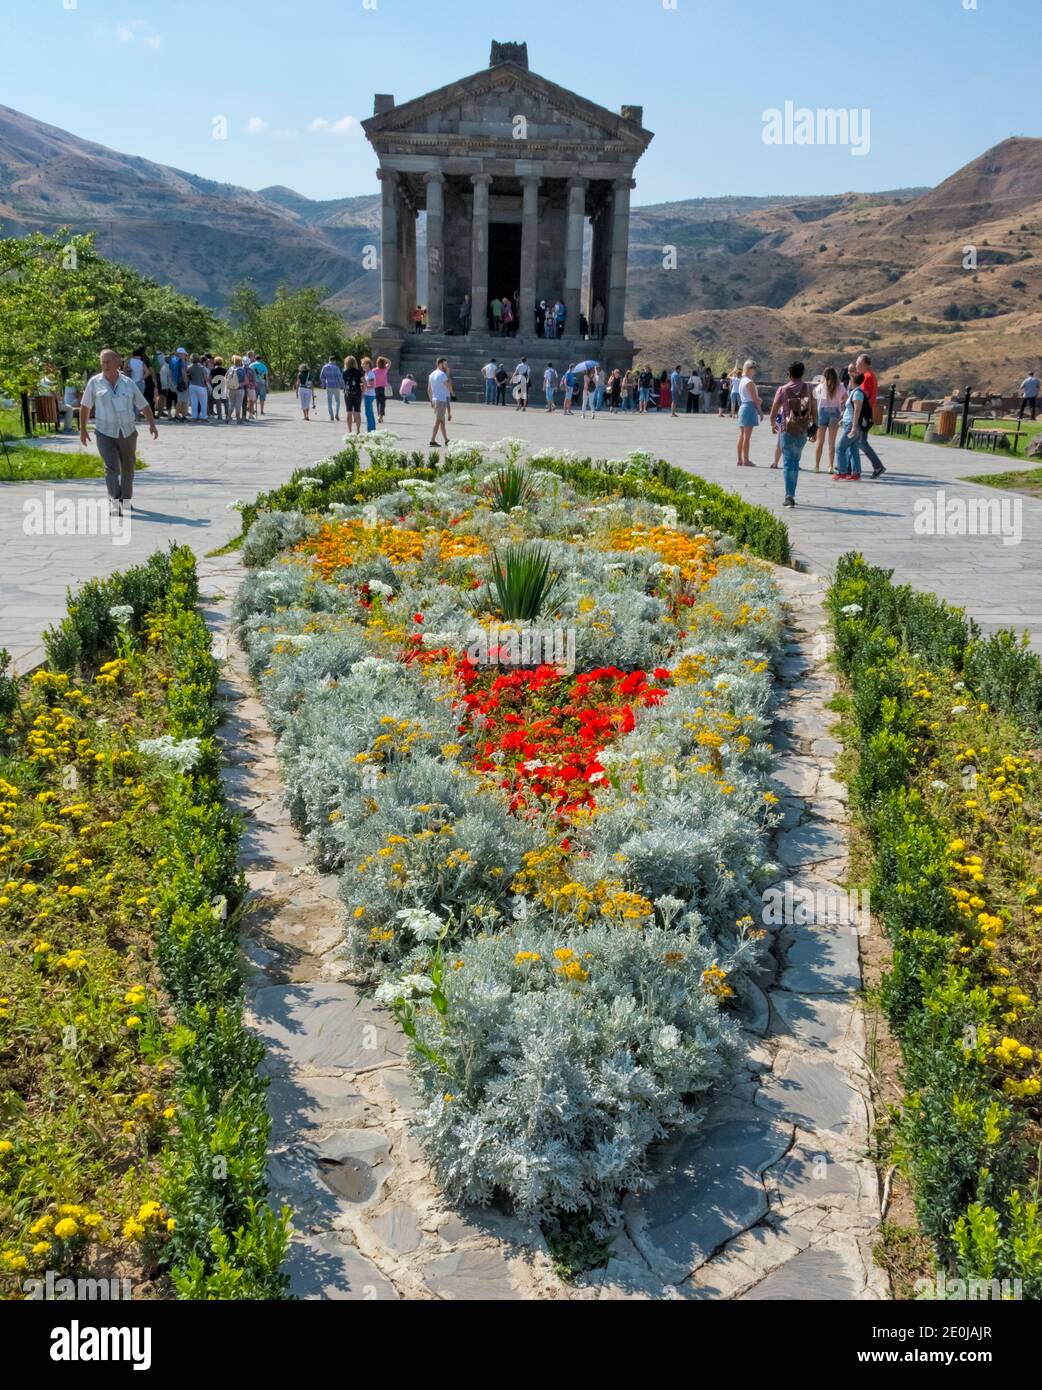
[364,41,652,400]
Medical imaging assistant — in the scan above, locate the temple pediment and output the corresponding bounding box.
[363,61,652,154]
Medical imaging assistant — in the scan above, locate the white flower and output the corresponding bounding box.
[295,476,323,489]
[366,579,394,598]
[930,780,949,791]
[108,604,134,626]
[395,907,444,942]
[398,973,436,997]
[839,603,863,616]
[351,656,394,675]
[953,681,966,691]
[374,980,402,1005]
[603,562,627,574]
[950,705,968,715]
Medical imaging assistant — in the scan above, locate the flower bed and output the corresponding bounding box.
[828,553,1042,1296]
[0,548,287,1299]
[233,446,788,1224]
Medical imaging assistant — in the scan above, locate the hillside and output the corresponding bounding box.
[628,139,1042,391]
[0,103,379,312]
[2,101,1039,390]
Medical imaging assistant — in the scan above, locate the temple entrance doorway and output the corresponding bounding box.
[488,221,522,326]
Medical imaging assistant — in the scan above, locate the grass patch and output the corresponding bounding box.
[873,1221,936,1301]
[962,465,1042,499]
[204,534,244,559]
[0,445,145,484]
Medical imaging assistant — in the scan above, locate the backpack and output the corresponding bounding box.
[858,392,874,432]
[782,383,812,437]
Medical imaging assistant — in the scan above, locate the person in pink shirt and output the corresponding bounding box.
[372,357,391,422]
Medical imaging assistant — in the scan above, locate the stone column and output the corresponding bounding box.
[377,168,402,330]
[564,176,587,335]
[424,171,445,333]
[470,174,493,333]
[402,198,417,332]
[519,176,539,338]
[607,178,635,338]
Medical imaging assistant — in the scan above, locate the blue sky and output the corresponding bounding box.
[4,0,1034,207]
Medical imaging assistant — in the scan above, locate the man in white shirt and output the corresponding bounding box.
[482,357,497,405]
[80,348,158,512]
[427,357,453,447]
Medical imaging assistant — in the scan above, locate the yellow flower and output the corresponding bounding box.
[0,1139,12,1154]
[31,1241,52,1256]
[53,1218,79,1239]
[125,1016,142,1030]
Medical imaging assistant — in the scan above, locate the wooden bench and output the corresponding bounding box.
[889,409,933,438]
[966,423,1023,453]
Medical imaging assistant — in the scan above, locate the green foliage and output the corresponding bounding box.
[486,544,564,621]
[489,462,536,512]
[0,648,18,740]
[829,553,1042,1287]
[0,231,222,395]
[830,552,1042,734]
[227,282,353,387]
[42,546,186,674]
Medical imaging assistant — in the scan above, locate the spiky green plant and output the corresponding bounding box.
[486,544,563,621]
[489,462,536,512]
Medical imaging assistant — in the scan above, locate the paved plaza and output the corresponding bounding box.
[2,390,1039,669]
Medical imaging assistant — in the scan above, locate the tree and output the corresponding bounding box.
[227,282,353,386]
[0,232,100,394]
[0,230,224,395]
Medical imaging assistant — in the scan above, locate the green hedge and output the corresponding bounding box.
[832,553,1042,734]
[829,552,1042,1296]
[153,548,289,1298]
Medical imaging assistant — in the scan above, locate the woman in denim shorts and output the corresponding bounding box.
[813,367,846,472]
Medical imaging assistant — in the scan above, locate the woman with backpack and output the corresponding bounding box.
[295,363,315,421]
[735,360,762,467]
[834,366,866,481]
[226,355,247,423]
[769,361,816,507]
[343,355,363,434]
[813,367,846,472]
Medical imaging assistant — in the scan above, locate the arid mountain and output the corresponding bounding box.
[629,139,1042,392]
[0,103,379,312]
[2,101,1038,391]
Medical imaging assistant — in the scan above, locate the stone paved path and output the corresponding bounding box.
[197,545,885,1300]
[2,399,354,671]
[6,394,1040,672]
